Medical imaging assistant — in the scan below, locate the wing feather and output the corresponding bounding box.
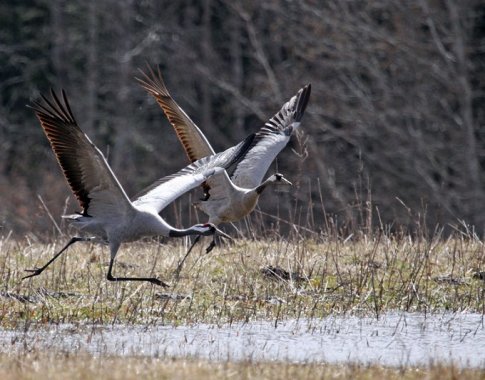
[137,65,215,162]
[31,89,133,218]
[230,84,311,189]
[132,166,223,213]
[132,133,255,213]
[138,64,311,193]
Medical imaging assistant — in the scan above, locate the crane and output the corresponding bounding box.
[137,66,311,227]
[23,89,254,286]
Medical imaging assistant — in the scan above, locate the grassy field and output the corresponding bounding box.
[1,232,485,378]
[0,235,485,327]
[1,233,485,326]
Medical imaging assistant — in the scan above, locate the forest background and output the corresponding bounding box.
[1,0,484,239]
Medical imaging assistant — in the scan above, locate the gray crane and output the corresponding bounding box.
[23,89,254,286]
[137,66,311,226]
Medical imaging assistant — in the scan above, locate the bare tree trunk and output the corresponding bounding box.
[50,0,68,85]
[201,0,213,131]
[230,12,244,135]
[111,0,134,175]
[84,0,99,136]
[446,0,482,224]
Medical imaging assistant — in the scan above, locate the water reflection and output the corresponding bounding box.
[1,312,485,367]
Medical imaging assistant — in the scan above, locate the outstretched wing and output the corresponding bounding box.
[132,133,255,213]
[137,65,215,162]
[229,84,311,189]
[31,90,133,219]
[132,166,224,213]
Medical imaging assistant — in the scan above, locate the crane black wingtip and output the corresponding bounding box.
[294,84,311,122]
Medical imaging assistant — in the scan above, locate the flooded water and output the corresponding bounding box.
[1,312,485,367]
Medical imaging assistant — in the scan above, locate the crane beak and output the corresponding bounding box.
[280,177,292,186]
[214,226,233,241]
[274,177,292,193]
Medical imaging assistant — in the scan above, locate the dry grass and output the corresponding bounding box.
[1,233,485,377]
[1,232,485,327]
[0,352,483,380]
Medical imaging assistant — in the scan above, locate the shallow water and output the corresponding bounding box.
[1,312,485,367]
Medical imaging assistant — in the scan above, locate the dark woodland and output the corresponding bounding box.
[0,0,484,239]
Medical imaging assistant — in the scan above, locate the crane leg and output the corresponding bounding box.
[173,235,201,279]
[22,236,93,280]
[205,236,217,253]
[205,226,232,253]
[106,244,169,287]
[205,232,229,253]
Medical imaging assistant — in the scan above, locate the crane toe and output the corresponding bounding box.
[22,268,43,280]
[205,241,216,253]
[149,278,170,287]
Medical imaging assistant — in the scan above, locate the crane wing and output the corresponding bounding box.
[202,170,235,201]
[132,166,224,213]
[137,65,215,162]
[31,90,133,219]
[132,133,255,213]
[229,84,311,189]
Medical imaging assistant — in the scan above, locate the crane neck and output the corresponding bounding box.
[255,177,276,195]
[168,226,207,238]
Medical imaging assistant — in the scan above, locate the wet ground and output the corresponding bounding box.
[1,312,485,367]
